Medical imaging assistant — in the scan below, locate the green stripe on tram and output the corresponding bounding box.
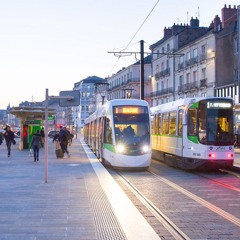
[187,135,199,144]
[103,143,115,153]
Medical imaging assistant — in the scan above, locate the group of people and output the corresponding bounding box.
[0,125,73,161]
[52,126,72,158]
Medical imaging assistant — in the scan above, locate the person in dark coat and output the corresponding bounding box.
[59,126,70,157]
[3,125,15,157]
[40,127,45,147]
[31,130,43,162]
[0,132,3,145]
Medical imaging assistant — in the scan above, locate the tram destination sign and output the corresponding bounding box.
[207,102,232,109]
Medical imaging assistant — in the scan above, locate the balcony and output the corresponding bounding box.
[189,82,198,90]
[155,68,170,80]
[155,72,162,80]
[151,87,174,97]
[161,68,170,77]
[185,60,190,67]
[200,78,207,88]
[178,63,184,71]
[199,53,207,62]
[190,56,198,65]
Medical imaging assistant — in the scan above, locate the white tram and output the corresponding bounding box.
[151,97,234,170]
[84,99,151,169]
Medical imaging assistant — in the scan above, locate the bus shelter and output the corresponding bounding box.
[11,107,56,150]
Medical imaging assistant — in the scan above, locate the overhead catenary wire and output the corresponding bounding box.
[122,0,160,52]
[108,0,160,74]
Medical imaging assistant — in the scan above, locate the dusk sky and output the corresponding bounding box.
[0,0,239,108]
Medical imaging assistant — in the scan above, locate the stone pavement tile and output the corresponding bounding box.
[0,139,98,240]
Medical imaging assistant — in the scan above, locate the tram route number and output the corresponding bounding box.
[193,153,201,157]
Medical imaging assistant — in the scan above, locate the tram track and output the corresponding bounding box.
[147,169,240,227]
[115,170,191,240]
[112,165,240,239]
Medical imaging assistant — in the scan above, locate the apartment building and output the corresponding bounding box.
[72,76,107,131]
[107,55,152,104]
[150,4,239,107]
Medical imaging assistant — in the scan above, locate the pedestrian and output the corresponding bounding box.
[59,126,70,157]
[0,132,3,146]
[40,127,45,147]
[52,131,61,149]
[3,125,15,157]
[31,130,43,162]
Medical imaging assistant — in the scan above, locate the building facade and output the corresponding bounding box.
[107,55,152,104]
[150,4,239,107]
[72,76,107,131]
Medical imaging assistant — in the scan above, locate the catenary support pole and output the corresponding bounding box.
[140,40,144,100]
[44,89,49,183]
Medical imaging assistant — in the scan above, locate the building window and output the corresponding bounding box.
[161,62,164,71]
[193,48,198,63]
[201,45,206,60]
[179,56,184,64]
[186,73,190,84]
[161,81,164,90]
[193,70,198,82]
[201,68,206,79]
[179,75,184,86]
[167,43,170,52]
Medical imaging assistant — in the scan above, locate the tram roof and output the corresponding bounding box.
[150,97,233,113]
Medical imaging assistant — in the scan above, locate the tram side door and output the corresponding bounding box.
[97,117,103,159]
[177,109,184,157]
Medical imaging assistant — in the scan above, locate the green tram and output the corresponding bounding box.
[151,97,234,170]
[84,99,151,170]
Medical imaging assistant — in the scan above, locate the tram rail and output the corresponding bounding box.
[110,162,240,239]
[116,171,191,240]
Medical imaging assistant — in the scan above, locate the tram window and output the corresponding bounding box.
[162,113,169,134]
[104,117,113,144]
[158,113,161,134]
[169,111,177,135]
[188,109,197,136]
[151,115,155,134]
[178,110,183,136]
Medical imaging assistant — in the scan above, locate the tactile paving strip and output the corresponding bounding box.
[86,179,127,240]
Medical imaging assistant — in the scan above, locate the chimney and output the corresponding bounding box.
[164,27,172,38]
[213,15,222,32]
[190,17,199,27]
[222,4,237,28]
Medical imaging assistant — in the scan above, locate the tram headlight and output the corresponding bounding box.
[142,145,150,153]
[116,144,125,153]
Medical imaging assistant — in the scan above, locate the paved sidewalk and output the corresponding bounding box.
[0,138,124,240]
[0,138,160,240]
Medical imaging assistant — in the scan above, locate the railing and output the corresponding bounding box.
[200,78,207,88]
[150,87,174,97]
[199,53,207,61]
[154,68,170,80]
[178,63,184,70]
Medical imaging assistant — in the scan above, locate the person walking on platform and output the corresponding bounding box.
[40,127,45,147]
[31,130,43,162]
[3,125,15,157]
[59,126,70,158]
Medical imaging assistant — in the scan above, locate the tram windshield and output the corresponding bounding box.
[113,105,150,145]
[193,99,234,146]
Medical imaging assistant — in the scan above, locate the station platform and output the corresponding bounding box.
[0,137,160,240]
